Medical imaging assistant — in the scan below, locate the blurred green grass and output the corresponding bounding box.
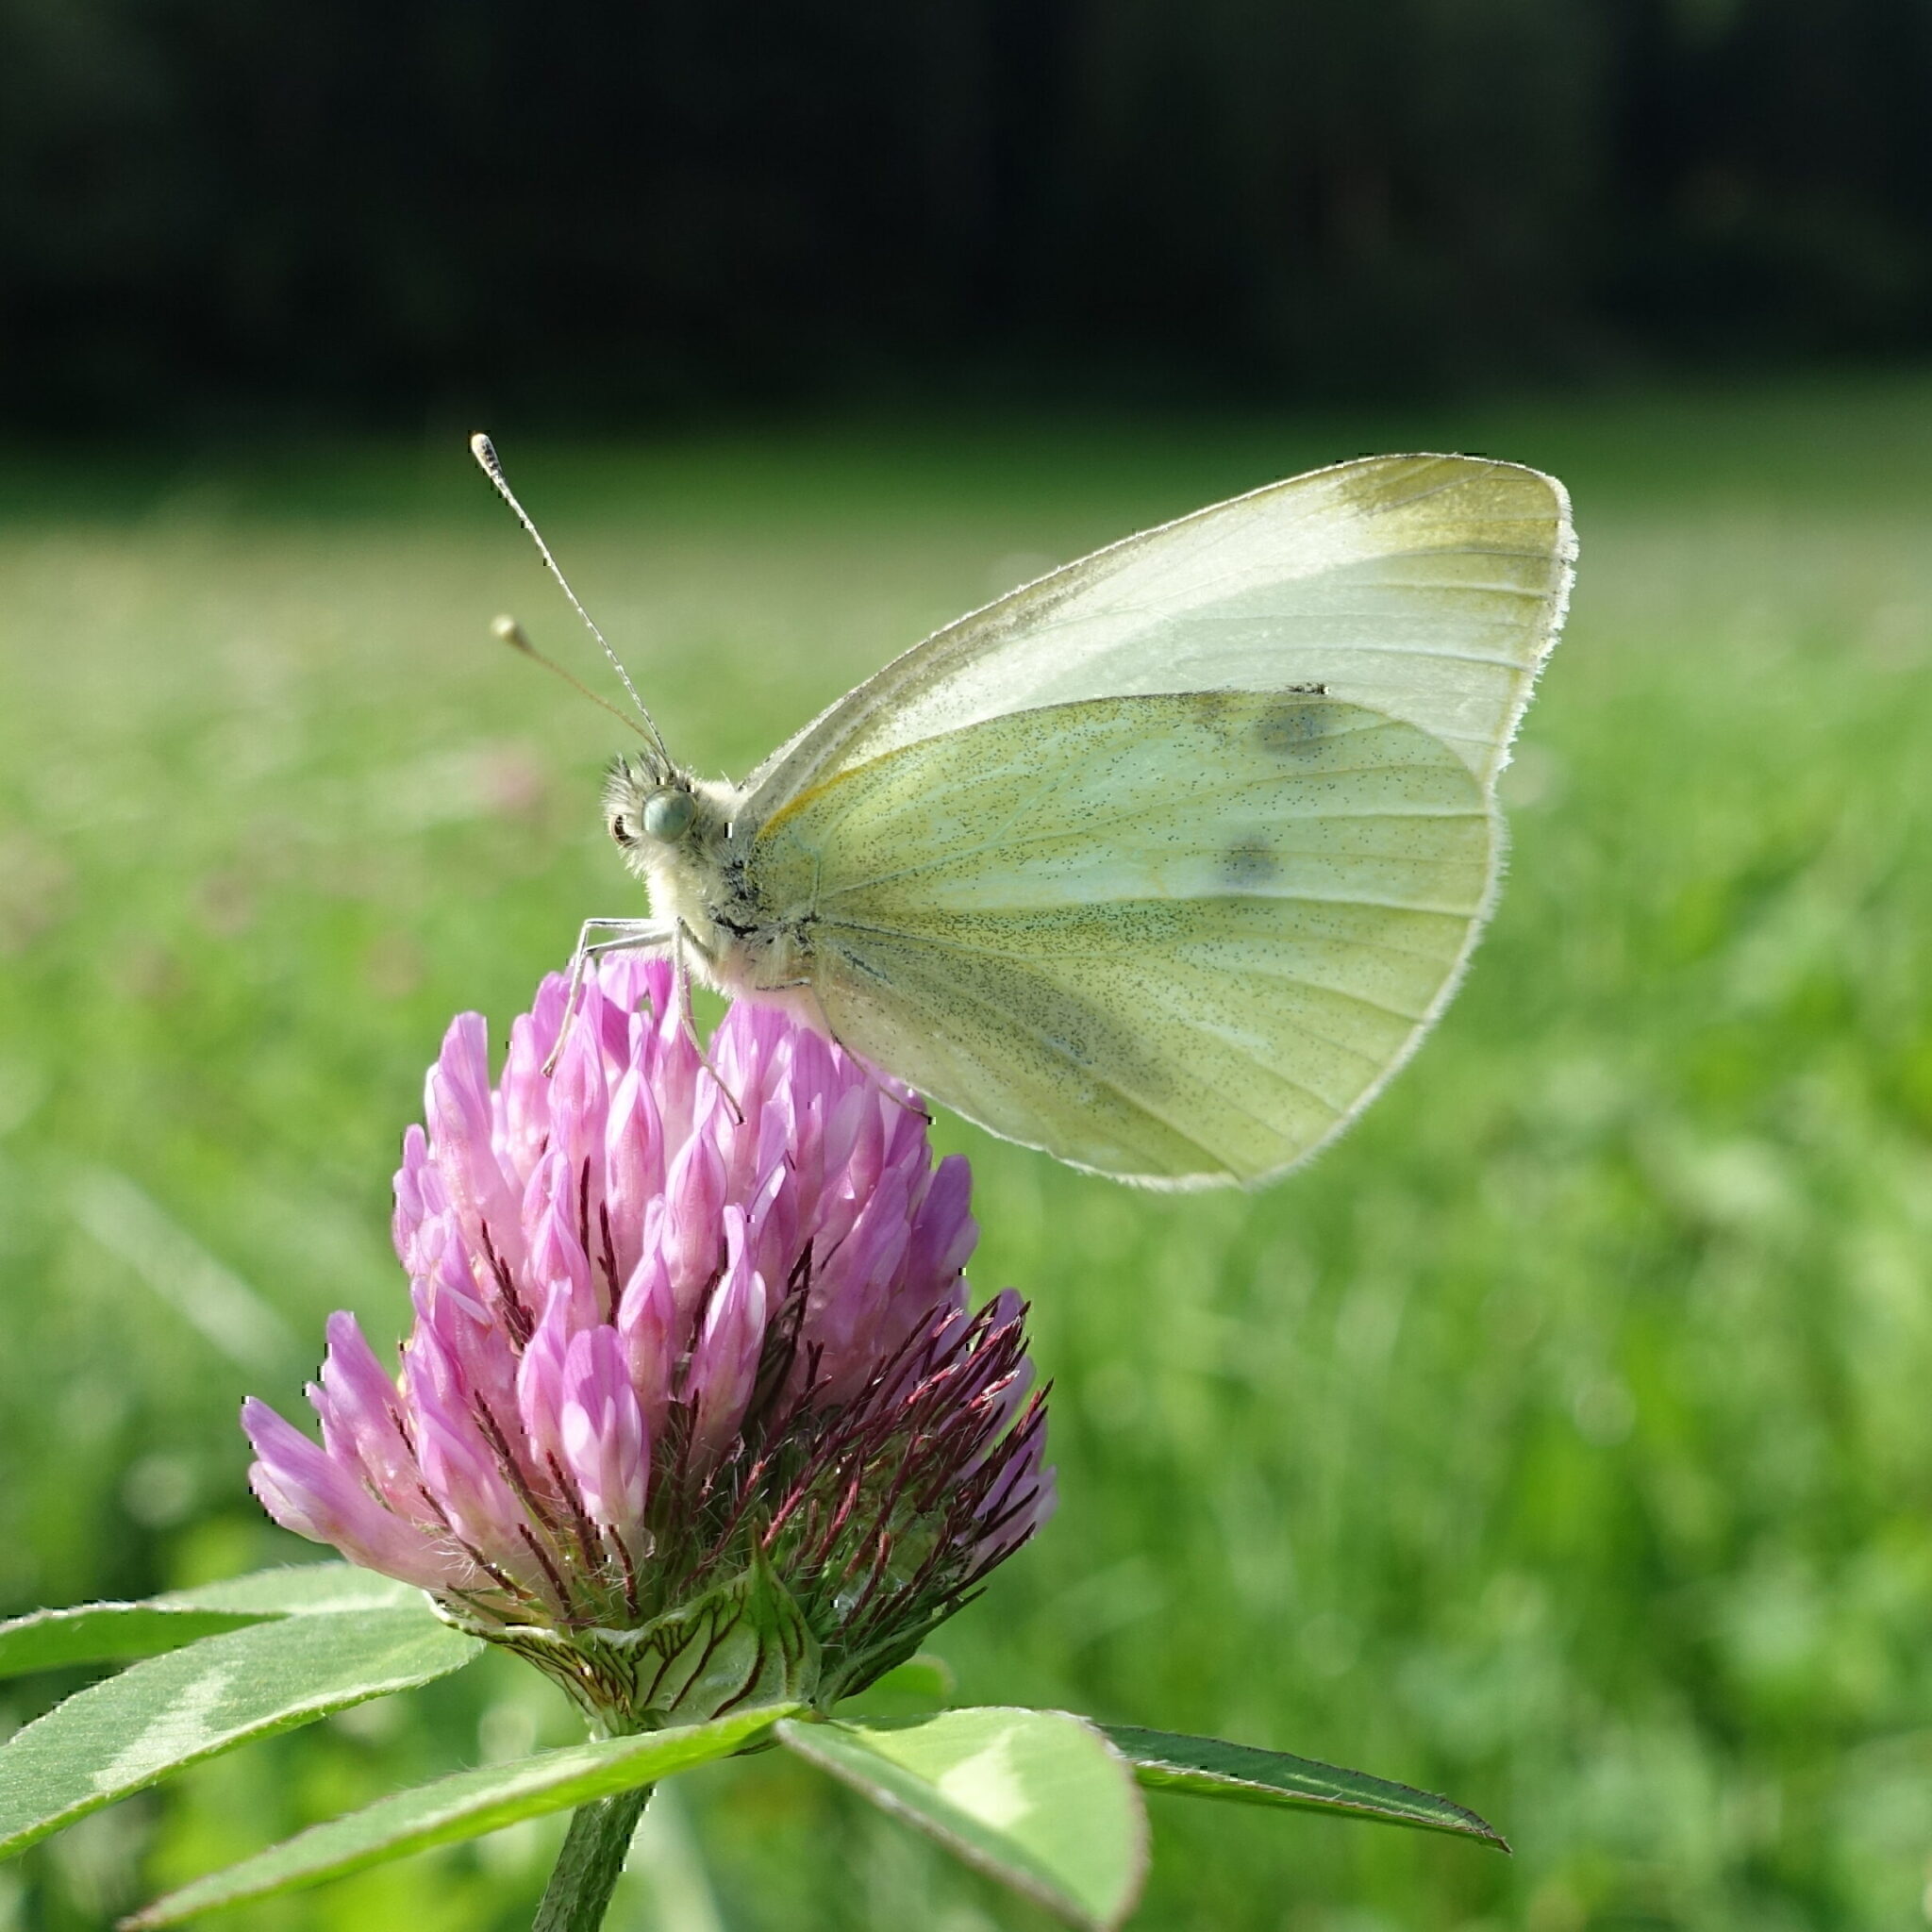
[4,372,1932,1930]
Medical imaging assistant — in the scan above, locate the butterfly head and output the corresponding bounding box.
[607,754,693,849]
[604,752,741,917]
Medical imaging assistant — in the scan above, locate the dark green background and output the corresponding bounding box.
[7,0,1932,430]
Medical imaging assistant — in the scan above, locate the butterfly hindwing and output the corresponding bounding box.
[749,691,1491,1186]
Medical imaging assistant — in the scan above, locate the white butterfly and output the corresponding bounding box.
[476,440,1574,1190]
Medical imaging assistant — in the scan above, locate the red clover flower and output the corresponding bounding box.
[243,958,1053,1730]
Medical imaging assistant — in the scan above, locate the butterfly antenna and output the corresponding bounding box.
[490,615,657,741]
[470,432,673,764]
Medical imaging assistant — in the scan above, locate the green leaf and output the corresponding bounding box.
[0,1607,483,1859]
[0,1604,268,1681]
[836,1653,955,1718]
[776,1708,1146,1930]
[1098,1725,1507,1850]
[121,1702,803,1928]
[0,1567,437,1681]
[156,1563,429,1618]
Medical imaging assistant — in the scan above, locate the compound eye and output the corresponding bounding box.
[642,790,695,841]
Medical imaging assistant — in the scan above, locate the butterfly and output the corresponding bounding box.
[475,440,1574,1190]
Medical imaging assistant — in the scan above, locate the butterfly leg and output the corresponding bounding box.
[544,917,675,1074]
[672,921,745,1124]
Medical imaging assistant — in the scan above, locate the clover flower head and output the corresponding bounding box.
[244,958,1053,1725]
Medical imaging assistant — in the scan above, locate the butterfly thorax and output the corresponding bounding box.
[605,757,815,1001]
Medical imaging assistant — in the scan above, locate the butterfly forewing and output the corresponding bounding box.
[749,692,1491,1187]
[739,454,1573,820]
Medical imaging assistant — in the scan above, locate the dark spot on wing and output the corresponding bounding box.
[1221,837,1278,888]
[1255,700,1330,756]
[1284,681,1329,695]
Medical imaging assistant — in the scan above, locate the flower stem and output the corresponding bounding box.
[533,1787,653,1932]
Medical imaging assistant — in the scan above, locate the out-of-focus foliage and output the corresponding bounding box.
[5,0,1932,429]
[3,375,1932,1926]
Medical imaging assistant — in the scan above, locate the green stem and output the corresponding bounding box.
[532,1786,653,1932]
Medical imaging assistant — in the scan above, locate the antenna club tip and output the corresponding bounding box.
[491,614,532,652]
[470,431,500,473]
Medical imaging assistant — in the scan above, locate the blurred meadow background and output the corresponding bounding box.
[5,7,1932,1932]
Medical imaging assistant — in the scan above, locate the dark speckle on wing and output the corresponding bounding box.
[1042,1035,1088,1069]
[1254,700,1330,757]
[1191,689,1239,730]
[1220,837,1278,888]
